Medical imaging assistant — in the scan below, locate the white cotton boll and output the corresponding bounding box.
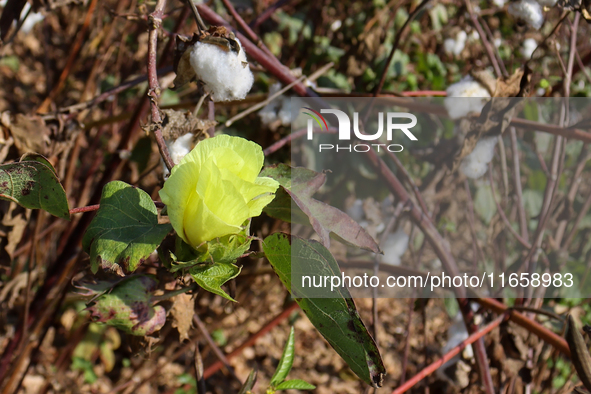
[21,11,44,33]
[521,38,537,58]
[460,136,498,179]
[508,0,544,30]
[346,199,365,222]
[444,76,491,119]
[493,0,506,6]
[167,133,194,166]
[330,20,342,31]
[190,38,254,102]
[444,31,467,56]
[278,97,292,126]
[468,30,479,42]
[381,229,409,266]
[442,313,473,360]
[494,38,502,48]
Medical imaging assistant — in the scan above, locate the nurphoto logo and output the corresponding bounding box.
[302,107,418,153]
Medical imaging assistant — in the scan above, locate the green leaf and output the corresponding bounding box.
[86,275,166,336]
[270,327,296,387]
[238,369,258,394]
[275,379,316,391]
[169,232,252,273]
[189,262,241,302]
[82,181,172,274]
[262,164,379,253]
[0,155,70,219]
[263,233,386,388]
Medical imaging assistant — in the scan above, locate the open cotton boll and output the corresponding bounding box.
[444,76,491,119]
[508,0,544,30]
[460,136,498,179]
[190,37,254,102]
[278,97,292,126]
[442,313,473,365]
[258,83,291,127]
[521,38,537,58]
[443,31,467,56]
[381,229,409,266]
[493,0,506,6]
[162,133,194,178]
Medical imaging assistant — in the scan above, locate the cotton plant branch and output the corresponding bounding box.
[521,13,579,294]
[197,3,316,98]
[147,0,175,171]
[463,0,502,78]
[510,127,530,243]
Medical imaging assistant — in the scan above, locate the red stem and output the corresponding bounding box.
[392,314,508,394]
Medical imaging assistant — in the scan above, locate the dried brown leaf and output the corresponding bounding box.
[171,292,194,342]
[160,109,215,141]
[1,113,50,155]
[566,314,591,392]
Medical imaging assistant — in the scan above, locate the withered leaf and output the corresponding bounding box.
[566,314,591,392]
[1,113,51,156]
[160,109,216,141]
[170,292,194,342]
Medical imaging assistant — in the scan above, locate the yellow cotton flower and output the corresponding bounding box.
[159,135,279,249]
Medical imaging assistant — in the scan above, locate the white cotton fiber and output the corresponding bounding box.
[508,0,544,30]
[190,37,254,102]
[278,97,292,126]
[493,0,506,6]
[381,229,409,266]
[258,82,291,126]
[163,133,193,178]
[443,31,467,56]
[444,76,491,119]
[460,136,498,179]
[166,133,194,165]
[521,38,537,58]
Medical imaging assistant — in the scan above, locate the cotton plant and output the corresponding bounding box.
[162,133,194,178]
[258,83,292,127]
[521,37,538,58]
[172,25,254,102]
[443,31,467,57]
[444,76,491,119]
[189,36,254,102]
[380,229,409,266]
[508,0,544,29]
[460,136,498,179]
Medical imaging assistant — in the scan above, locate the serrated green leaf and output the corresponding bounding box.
[270,327,295,386]
[86,275,166,336]
[189,262,241,302]
[262,233,386,388]
[82,181,172,274]
[275,379,316,390]
[0,157,69,219]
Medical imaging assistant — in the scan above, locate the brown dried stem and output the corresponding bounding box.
[148,0,175,171]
